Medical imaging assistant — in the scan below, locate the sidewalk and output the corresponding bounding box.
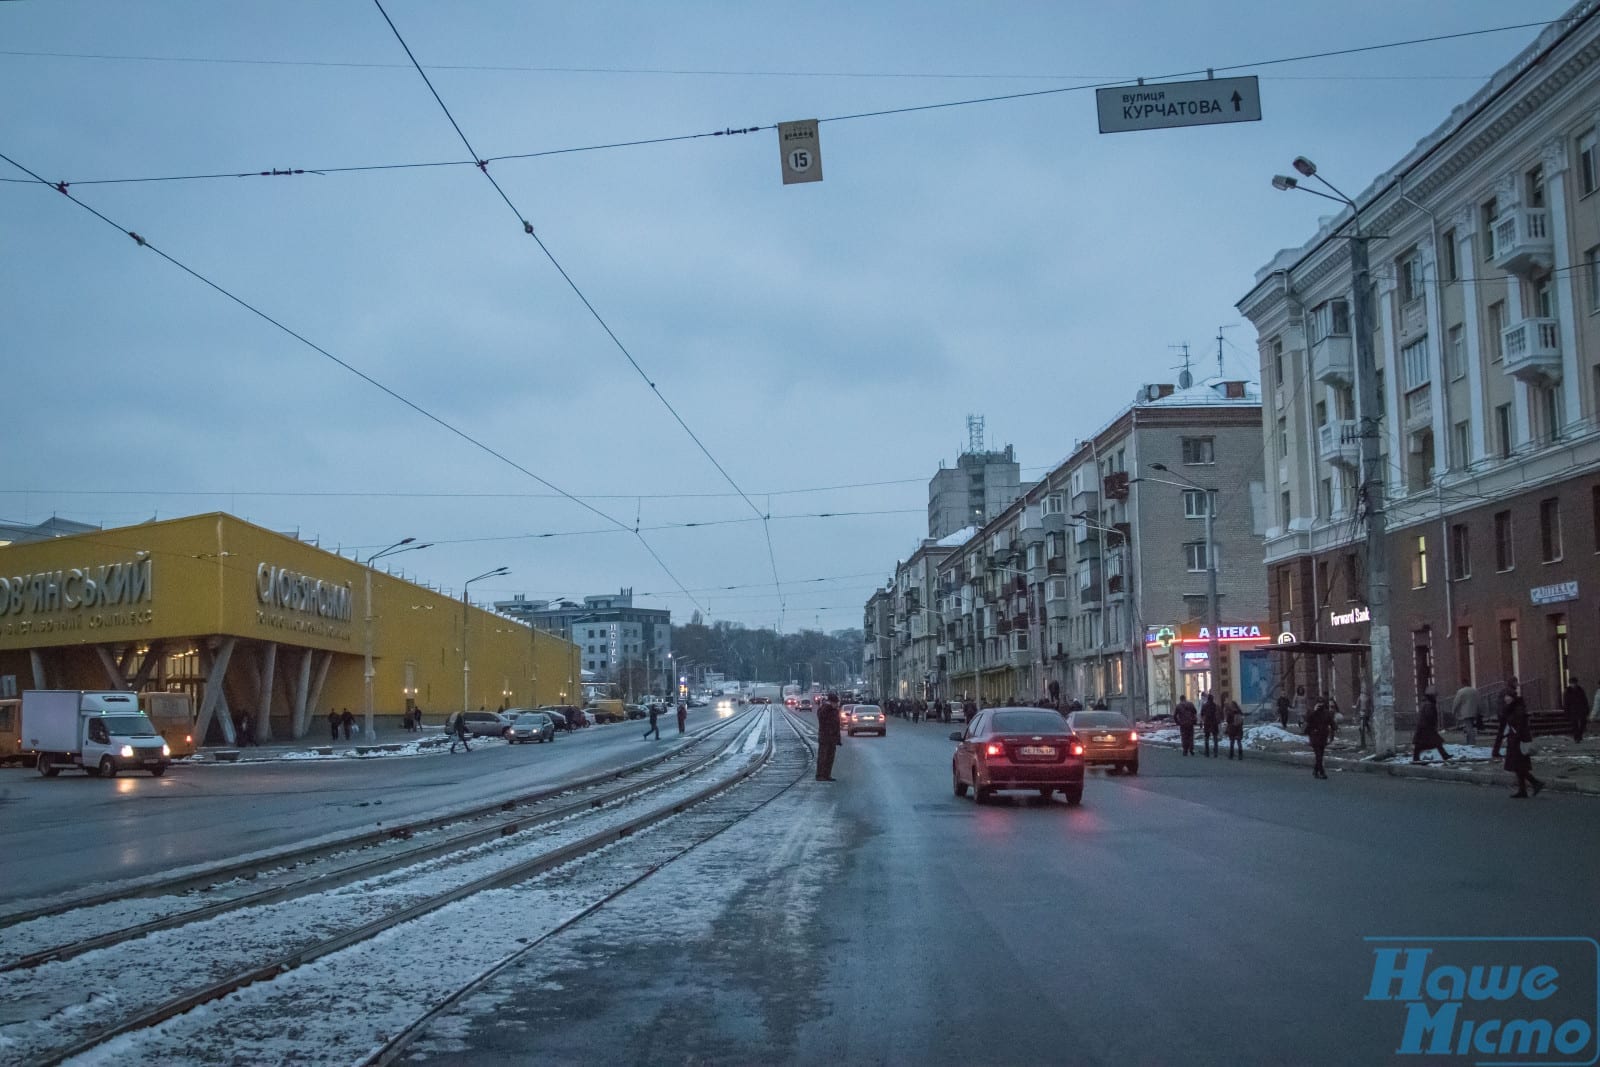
[1138,721,1600,797]
[188,726,460,764]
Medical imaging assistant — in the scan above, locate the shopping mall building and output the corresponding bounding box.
[0,513,579,744]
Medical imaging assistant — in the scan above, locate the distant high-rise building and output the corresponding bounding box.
[928,443,1022,539]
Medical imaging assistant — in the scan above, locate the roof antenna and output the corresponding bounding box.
[1168,343,1193,389]
[1216,324,1235,380]
[965,414,985,455]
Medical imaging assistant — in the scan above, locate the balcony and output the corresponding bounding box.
[1318,420,1360,468]
[1070,483,1099,511]
[1491,208,1554,277]
[1402,386,1432,434]
[1047,556,1066,575]
[1311,331,1353,386]
[1010,647,1032,669]
[1502,317,1563,385]
[1047,597,1071,619]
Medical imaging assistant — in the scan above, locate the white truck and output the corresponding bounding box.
[748,684,782,705]
[23,690,172,778]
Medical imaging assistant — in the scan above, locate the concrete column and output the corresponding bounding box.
[257,642,277,743]
[95,646,127,689]
[1452,207,1488,464]
[194,638,237,746]
[305,652,333,737]
[29,649,47,690]
[1540,137,1583,427]
[1376,280,1404,497]
[291,647,314,740]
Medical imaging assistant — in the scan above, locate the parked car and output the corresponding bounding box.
[506,711,557,744]
[687,697,708,709]
[1063,710,1140,774]
[951,708,1086,805]
[624,704,649,721]
[535,705,579,731]
[847,704,886,737]
[456,710,514,738]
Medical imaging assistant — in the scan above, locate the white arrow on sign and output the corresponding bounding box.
[1096,76,1261,134]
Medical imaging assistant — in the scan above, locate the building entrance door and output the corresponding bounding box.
[1550,614,1569,689]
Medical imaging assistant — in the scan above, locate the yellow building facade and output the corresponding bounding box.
[0,513,579,742]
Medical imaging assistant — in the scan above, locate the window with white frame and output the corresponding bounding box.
[1481,197,1498,261]
[1182,489,1216,519]
[1580,128,1597,197]
[1586,246,1600,313]
[1441,229,1458,282]
[1044,494,1063,515]
[1047,578,1068,601]
[1398,252,1425,305]
[1447,324,1465,380]
[1183,541,1211,572]
[1180,437,1215,465]
[1400,337,1431,392]
[1307,299,1349,344]
[1487,301,1506,361]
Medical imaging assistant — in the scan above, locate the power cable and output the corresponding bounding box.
[371,0,785,625]
[0,147,708,613]
[2,16,1575,190]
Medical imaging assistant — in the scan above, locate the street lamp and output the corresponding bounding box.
[363,537,430,741]
[462,566,510,714]
[1272,156,1394,756]
[1151,463,1222,703]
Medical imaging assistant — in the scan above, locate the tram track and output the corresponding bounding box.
[0,709,755,968]
[2,710,778,1067]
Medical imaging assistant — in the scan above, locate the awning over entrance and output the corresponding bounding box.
[1259,640,1369,656]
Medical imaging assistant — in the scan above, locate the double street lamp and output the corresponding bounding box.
[363,537,430,741]
[462,566,510,713]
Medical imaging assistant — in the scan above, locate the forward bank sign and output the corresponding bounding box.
[256,563,353,623]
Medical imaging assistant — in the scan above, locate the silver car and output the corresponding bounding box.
[848,704,886,737]
[506,711,556,744]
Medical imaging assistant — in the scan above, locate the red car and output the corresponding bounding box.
[950,708,1085,805]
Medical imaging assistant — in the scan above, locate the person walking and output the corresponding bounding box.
[327,709,340,743]
[1173,696,1198,756]
[449,712,472,753]
[1498,688,1544,799]
[1451,684,1481,747]
[412,707,424,732]
[340,708,354,740]
[643,703,661,741]
[1224,694,1246,760]
[1276,691,1291,730]
[1305,695,1335,779]
[815,693,842,781]
[1491,677,1518,760]
[1563,676,1589,743]
[1200,692,1221,757]
[1411,690,1453,763]
[676,700,687,735]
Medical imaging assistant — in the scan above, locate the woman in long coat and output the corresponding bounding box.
[1499,689,1544,799]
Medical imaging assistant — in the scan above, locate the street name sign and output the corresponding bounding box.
[1096,76,1261,134]
[778,120,823,184]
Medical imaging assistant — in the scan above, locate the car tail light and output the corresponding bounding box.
[1129,731,1139,742]
[984,742,1005,758]
[1070,742,1085,757]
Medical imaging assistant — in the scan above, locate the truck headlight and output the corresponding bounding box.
[119,745,135,758]
[162,742,171,757]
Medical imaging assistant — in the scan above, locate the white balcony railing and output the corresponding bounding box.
[1502,317,1563,384]
[1403,386,1432,433]
[1491,209,1554,276]
[1318,420,1361,468]
[1310,332,1353,386]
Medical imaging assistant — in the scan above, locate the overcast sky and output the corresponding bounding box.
[0,0,1572,632]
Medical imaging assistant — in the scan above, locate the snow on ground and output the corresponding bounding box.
[1,715,770,1064]
[64,713,800,1066]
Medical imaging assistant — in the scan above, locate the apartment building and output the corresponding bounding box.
[935,379,1267,717]
[927,446,1024,539]
[862,586,893,699]
[1237,3,1600,717]
[885,532,970,700]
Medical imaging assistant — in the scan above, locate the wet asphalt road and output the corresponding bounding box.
[441,715,1600,1066]
[0,708,726,906]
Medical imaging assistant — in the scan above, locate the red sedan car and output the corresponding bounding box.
[950,708,1086,805]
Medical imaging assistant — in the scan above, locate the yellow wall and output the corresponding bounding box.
[0,513,579,730]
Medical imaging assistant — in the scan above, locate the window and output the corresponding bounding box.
[1540,497,1563,562]
[1481,197,1498,261]
[1586,246,1600,313]
[1315,399,1328,426]
[1308,299,1350,344]
[1277,416,1288,457]
[1319,477,1333,517]
[1494,510,1514,571]
[1441,229,1458,282]
[1272,337,1284,387]
[1399,251,1425,305]
[1499,619,1520,680]
[1452,420,1470,470]
[1044,493,1063,515]
[1411,534,1429,588]
[1456,626,1476,688]
[1447,325,1465,380]
[1345,552,1362,601]
[1525,164,1546,209]
[1184,542,1211,572]
[1280,490,1291,526]
[1182,489,1216,518]
[1581,128,1598,197]
[1449,523,1471,580]
[1181,437,1215,465]
[1495,404,1513,458]
[1400,337,1430,391]
[1486,301,1506,361]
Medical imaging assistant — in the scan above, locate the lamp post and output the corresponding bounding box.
[363,537,429,741]
[462,566,510,714]
[1273,156,1394,757]
[1150,464,1222,703]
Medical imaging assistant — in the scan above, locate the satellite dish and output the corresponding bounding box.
[1178,369,1193,389]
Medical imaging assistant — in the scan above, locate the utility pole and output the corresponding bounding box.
[1205,496,1221,703]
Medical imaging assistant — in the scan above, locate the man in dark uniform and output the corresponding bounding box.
[815,692,842,781]
[1173,696,1198,756]
[1200,692,1222,757]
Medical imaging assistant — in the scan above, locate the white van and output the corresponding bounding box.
[23,690,172,778]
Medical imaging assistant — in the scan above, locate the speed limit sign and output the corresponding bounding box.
[777,120,823,185]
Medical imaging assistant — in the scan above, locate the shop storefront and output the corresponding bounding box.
[1143,622,1275,713]
[0,513,579,743]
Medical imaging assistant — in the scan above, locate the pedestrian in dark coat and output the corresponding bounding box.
[327,709,340,742]
[1357,686,1374,750]
[1498,691,1544,798]
[676,701,687,734]
[340,708,354,740]
[1492,677,1517,760]
[1564,677,1589,743]
[1411,690,1452,763]
[643,704,661,740]
[236,713,256,747]
[412,707,423,732]
[1173,698,1198,756]
[1200,693,1222,757]
[1306,696,1335,779]
[815,694,842,781]
[449,712,472,753]
[1276,692,1291,729]
[1224,696,1245,760]
[962,698,978,723]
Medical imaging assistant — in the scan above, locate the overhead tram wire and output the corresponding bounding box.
[371,0,787,627]
[0,149,707,614]
[3,15,1576,191]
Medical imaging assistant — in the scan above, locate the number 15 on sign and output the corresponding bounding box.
[778,120,823,185]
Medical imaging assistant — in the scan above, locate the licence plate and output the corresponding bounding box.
[1094,734,1117,743]
[1019,745,1055,756]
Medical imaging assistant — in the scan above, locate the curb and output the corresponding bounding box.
[1145,740,1600,797]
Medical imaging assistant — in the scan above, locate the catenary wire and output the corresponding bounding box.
[371,0,787,625]
[0,147,709,614]
[0,16,1574,189]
